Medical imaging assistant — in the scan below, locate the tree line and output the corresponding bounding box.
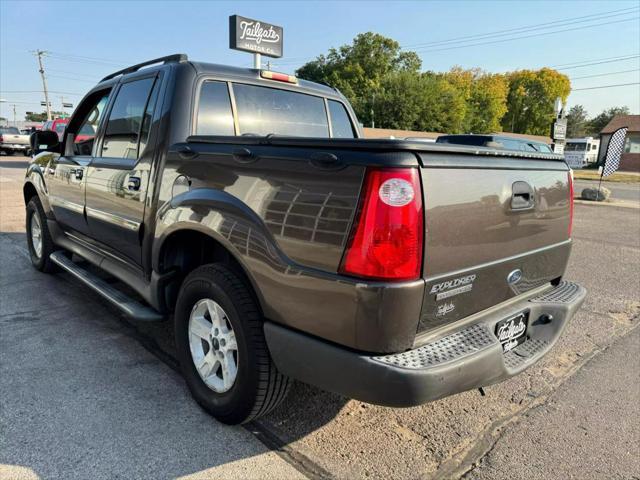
[565,105,630,138]
[297,32,624,137]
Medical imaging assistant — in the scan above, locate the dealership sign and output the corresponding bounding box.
[229,15,283,58]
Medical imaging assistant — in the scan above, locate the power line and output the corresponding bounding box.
[557,55,640,70]
[46,74,98,83]
[401,6,639,49]
[571,69,640,80]
[46,51,124,67]
[572,82,640,91]
[410,17,639,53]
[46,68,102,79]
[0,90,83,95]
[550,54,639,68]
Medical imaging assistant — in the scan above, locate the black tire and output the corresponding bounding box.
[26,197,58,272]
[174,264,290,424]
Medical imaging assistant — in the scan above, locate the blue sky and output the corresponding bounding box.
[1,0,639,123]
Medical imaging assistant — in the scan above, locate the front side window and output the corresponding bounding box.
[102,77,156,159]
[196,81,235,136]
[233,83,329,137]
[70,91,110,156]
[328,100,355,138]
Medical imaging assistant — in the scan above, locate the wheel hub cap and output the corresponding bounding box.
[188,299,238,393]
[30,213,43,258]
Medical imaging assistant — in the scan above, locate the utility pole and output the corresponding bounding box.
[12,104,16,125]
[33,50,52,121]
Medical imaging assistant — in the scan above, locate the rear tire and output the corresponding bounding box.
[26,197,58,273]
[174,264,290,424]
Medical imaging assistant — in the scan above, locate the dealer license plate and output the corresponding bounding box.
[495,312,528,353]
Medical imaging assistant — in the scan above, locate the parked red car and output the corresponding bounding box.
[43,118,94,143]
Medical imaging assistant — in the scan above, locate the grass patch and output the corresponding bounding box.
[572,170,639,183]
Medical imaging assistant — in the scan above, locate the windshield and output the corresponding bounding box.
[0,127,20,135]
[566,143,587,151]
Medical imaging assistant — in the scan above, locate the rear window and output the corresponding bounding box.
[328,100,355,138]
[55,123,66,133]
[233,83,329,137]
[0,127,20,134]
[196,81,235,136]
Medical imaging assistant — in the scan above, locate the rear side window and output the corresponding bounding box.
[196,81,235,136]
[102,77,156,159]
[233,83,329,137]
[328,100,355,138]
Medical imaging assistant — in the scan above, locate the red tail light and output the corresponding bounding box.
[568,170,574,237]
[0,135,4,143]
[339,168,424,281]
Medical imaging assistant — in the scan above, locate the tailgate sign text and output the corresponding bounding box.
[229,15,283,58]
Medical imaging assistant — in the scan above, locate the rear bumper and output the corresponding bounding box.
[0,143,28,151]
[265,281,586,407]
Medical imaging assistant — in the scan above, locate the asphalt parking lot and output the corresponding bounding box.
[1,155,639,479]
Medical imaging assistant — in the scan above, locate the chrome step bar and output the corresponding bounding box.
[49,251,164,322]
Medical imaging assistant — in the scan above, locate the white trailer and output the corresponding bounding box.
[564,137,600,169]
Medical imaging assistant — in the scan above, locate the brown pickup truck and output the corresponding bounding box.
[24,54,585,424]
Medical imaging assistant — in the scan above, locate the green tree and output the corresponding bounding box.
[443,68,508,133]
[297,32,421,126]
[565,105,589,138]
[374,71,467,133]
[501,68,571,135]
[586,106,630,135]
[25,111,65,122]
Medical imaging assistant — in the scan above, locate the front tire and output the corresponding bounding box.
[26,197,58,272]
[174,264,290,424]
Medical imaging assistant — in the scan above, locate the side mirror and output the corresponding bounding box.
[30,130,61,155]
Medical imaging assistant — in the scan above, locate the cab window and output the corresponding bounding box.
[328,100,355,138]
[101,77,157,159]
[196,81,235,136]
[233,83,329,137]
[69,90,111,156]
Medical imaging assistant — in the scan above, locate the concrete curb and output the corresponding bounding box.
[574,198,640,209]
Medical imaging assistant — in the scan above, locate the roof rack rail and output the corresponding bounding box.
[100,53,188,82]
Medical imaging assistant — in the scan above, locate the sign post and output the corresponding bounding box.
[551,97,567,155]
[229,15,283,69]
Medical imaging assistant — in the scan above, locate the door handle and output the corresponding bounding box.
[177,145,197,160]
[309,152,343,170]
[232,147,256,163]
[128,176,141,191]
[511,181,535,210]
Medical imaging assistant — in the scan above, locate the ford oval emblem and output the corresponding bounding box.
[507,269,523,285]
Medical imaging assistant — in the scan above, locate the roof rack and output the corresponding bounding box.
[100,54,188,82]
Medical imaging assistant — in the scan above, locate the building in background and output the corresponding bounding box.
[598,115,640,172]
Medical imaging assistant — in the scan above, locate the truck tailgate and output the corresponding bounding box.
[418,154,572,332]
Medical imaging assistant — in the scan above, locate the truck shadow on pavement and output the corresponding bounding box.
[0,160,30,169]
[0,231,347,479]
